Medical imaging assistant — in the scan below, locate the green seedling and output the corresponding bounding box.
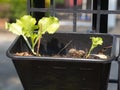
[86,37,103,58]
[6,15,60,56]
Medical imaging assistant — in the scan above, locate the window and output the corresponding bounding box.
[27,0,120,33]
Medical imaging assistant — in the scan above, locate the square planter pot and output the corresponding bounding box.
[7,33,116,90]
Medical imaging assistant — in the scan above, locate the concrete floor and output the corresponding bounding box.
[0,31,24,90]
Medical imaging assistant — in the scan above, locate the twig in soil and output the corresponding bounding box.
[57,40,72,55]
[98,46,112,54]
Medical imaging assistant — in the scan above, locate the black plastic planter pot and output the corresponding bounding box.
[7,33,116,90]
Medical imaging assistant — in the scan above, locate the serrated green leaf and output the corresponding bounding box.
[91,37,103,47]
[38,16,59,34]
[18,15,37,37]
[7,23,23,35]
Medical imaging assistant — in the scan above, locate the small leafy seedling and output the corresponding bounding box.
[86,37,103,58]
[6,15,60,56]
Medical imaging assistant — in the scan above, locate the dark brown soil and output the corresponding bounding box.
[14,48,108,59]
[67,48,104,59]
[15,52,33,56]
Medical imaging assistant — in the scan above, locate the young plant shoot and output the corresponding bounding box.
[6,15,60,56]
[86,37,103,58]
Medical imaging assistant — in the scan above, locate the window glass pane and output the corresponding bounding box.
[77,13,92,33]
[77,0,92,10]
[56,13,73,32]
[108,14,120,34]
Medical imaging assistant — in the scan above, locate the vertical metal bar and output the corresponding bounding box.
[33,0,45,20]
[92,0,108,33]
[50,0,55,16]
[92,0,97,32]
[99,0,109,33]
[96,0,101,32]
[27,0,31,15]
[118,37,120,90]
[73,0,77,32]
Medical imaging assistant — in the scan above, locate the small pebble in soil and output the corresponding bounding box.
[15,52,32,56]
[67,48,85,58]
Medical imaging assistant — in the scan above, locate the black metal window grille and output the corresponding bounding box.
[27,0,120,33]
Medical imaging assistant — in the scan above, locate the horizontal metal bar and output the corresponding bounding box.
[98,10,120,14]
[109,79,118,83]
[29,8,120,14]
[30,8,50,12]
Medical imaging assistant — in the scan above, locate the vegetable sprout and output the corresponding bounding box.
[86,37,103,58]
[6,15,60,56]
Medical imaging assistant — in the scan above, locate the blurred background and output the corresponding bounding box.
[0,0,120,90]
[1,0,120,33]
